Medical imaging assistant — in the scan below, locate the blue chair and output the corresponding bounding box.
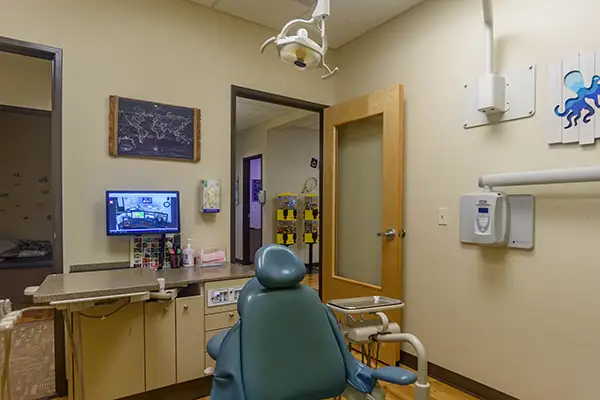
[206,244,418,400]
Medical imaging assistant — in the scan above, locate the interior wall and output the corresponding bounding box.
[234,108,313,260]
[0,0,336,271]
[0,111,53,240]
[335,0,600,399]
[0,52,52,111]
[265,126,320,264]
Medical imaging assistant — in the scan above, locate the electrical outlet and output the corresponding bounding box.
[438,207,448,226]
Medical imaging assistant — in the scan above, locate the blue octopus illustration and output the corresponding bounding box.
[554,70,600,129]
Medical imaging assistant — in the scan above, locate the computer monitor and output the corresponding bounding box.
[106,190,180,236]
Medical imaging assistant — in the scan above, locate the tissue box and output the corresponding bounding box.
[199,247,227,267]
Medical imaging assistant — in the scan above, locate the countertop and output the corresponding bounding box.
[33,264,255,304]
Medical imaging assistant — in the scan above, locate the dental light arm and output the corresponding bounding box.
[260,0,338,79]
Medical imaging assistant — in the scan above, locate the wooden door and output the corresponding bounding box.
[145,300,176,391]
[75,302,145,400]
[322,85,404,366]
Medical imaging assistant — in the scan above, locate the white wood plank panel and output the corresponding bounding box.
[595,49,600,139]
[579,52,596,145]
[561,56,580,144]
[547,60,564,144]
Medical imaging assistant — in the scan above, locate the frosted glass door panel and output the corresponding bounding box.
[335,115,383,287]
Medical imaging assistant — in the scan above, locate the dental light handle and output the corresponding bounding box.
[260,37,276,53]
[260,18,320,52]
[375,333,431,400]
[321,64,338,79]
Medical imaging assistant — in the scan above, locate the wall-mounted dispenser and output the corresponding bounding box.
[200,180,221,213]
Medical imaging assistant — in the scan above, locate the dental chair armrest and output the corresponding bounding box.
[207,329,230,360]
[372,366,417,386]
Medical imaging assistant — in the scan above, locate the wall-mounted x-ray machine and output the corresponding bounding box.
[461,165,600,249]
[463,0,536,128]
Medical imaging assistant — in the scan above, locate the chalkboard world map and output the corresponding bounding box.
[114,97,198,161]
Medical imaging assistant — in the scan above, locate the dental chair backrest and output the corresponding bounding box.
[238,245,347,400]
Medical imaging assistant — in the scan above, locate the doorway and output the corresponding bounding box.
[242,154,263,264]
[0,36,65,396]
[230,86,326,294]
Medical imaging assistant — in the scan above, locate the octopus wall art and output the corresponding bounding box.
[554,70,600,129]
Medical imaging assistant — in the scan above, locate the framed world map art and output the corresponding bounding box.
[109,96,201,162]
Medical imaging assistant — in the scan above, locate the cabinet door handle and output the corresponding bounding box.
[183,305,189,311]
[228,312,234,318]
[163,308,168,313]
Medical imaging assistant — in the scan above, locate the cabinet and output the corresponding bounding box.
[203,278,250,376]
[176,295,205,383]
[145,300,176,391]
[205,310,239,331]
[75,302,145,400]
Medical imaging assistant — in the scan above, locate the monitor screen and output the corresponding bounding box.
[106,191,180,236]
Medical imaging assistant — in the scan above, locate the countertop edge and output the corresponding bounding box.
[33,266,255,304]
[33,284,160,304]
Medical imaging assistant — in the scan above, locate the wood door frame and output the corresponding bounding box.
[0,36,66,395]
[230,86,327,296]
[242,154,263,265]
[322,85,404,298]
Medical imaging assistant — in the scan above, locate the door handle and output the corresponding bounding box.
[377,228,397,240]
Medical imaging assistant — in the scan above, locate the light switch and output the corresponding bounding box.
[438,207,448,226]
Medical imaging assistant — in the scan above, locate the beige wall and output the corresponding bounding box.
[335,0,600,399]
[0,111,53,240]
[0,0,335,270]
[0,51,52,110]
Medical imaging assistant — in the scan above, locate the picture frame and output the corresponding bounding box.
[109,95,201,162]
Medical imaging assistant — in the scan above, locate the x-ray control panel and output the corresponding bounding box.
[207,286,244,307]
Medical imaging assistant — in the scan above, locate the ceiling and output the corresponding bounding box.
[189,0,424,49]
[236,97,319,132]
[276,113,320,131]
[236,97,297,132]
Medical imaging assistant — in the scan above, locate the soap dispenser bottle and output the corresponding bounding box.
[183,239,195,267]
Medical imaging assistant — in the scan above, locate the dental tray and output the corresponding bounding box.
[327,296,404,314]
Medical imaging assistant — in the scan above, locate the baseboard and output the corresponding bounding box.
[399,351,519,400]
[305,262,320,269]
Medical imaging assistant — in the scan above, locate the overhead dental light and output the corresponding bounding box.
[260,0,338,79]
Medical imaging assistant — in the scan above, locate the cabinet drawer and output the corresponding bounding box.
[205,353,216,375]
[176,295,205,383]
[205,310,239,331]
[205,328,228,348]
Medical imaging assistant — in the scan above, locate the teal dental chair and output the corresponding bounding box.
[206,244,420,400]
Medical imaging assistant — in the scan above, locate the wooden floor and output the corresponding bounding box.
[198,366,478,400]
[302,271,319,291]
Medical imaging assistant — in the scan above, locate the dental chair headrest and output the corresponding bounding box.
[254,244,305,289]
